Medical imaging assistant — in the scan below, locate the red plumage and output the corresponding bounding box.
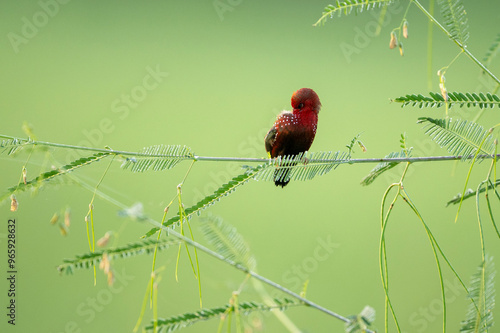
[264,88,321,187]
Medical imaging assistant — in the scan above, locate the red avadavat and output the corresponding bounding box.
[265,88,321,187]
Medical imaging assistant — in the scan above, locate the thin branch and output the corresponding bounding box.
[2,134,499,165]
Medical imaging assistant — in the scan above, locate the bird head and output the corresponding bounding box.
[291,88,321,113]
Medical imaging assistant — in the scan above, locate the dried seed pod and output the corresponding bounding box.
[358,141,367,153]
[64,208,71,227]
[399,42,404,56]
[403,21,409,38]
[59,224,68,236]
[438,72,448,102]
[22,167,27,184]
[10,195,18,212]
[97,232,111,248]
[389,31,398,49]
[439,82,449,102]
[50,212,59,225]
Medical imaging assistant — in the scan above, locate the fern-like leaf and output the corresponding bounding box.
[57,238,180,274]
[142,165,265,238]
[1,153,111,202]
[200,215,256,270]
[361,149,412,186]
[393,92,500,109]
[313,0,395,26]
[0,137,29,155]
[121,145,193,172]
[483,32,500,68]
[345,306,376,333]
[460,254,495,332]
[144,298,299,332]
[254,151,349,183]
[446,179,500,206]
[438,0,469,46]
[418,117,495,160]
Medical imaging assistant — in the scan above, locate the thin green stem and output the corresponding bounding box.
[158,220,370,331]
[58,163,370,331]
[413,0,500,86]
[401,191,446,333]
[426,0,434,90]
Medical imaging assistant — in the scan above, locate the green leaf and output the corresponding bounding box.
[120,144,193,172]
[460,255,496,332]
[392,92,500,109]
[345,306,376,333]
[144,298,299,332]
[446,179,500,206]
[142,165,265,238]
[360,149,412,186]
[314,0,395,26]
[57,238,180,274]
[483,32,500,68]
[254,150,349,183]
[200,215,256,271]
[417,117,495,160]
[0,137,29,155]
[438,0,469,46]
[1,152,111,203]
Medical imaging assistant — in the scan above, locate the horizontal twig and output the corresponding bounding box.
[2,134,499,165]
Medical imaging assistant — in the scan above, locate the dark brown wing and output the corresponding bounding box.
[264,126,277,155]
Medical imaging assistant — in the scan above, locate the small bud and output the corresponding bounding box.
[50,212,59,225]
[164,206,169,213]
[494,139,498,145]
[84,215,89,223]
[10,195,18,212]
[107,271,115,286]
[398,42,404,56]
[489,128,494,134]
[89,203,94,210]
[64,208,71,227]
[439,82,448,102]
[97,232,111,248]
[22,167,27,185]
[358,141,367,153]
[59,224,68,236]
[389,31,397,49]
[99,253,110,274]
[403,21,409,38]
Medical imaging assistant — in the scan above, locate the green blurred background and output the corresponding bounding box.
[1,0,499,332]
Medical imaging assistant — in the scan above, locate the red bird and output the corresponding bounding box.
[264,88,321,187]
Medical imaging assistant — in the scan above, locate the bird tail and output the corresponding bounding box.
[274,162,295,187]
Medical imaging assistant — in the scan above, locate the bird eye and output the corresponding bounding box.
[298,103,304,109]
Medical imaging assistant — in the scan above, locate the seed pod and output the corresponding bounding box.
[389,31,397,49]
[399,42,404,56]
[403,21,409,38]
[59,224,68,236]
[358,141,367,153]
[10,195,18,212]
[439,72,448,102]
[50,212,59,225]
[64,208,71,227]
[107,271,115,286]
[97,232,111,248]
[22,167,27,185]
[439,82,448,102]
